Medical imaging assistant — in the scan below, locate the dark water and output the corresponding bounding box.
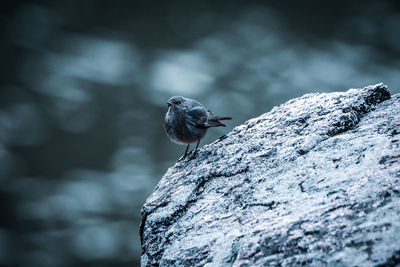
[1,1,399,266]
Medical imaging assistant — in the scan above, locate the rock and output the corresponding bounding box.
[140,83,400,266]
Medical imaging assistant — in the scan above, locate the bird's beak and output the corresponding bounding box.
[167,101,174,106]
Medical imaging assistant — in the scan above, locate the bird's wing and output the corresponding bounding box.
[187,106,209,128]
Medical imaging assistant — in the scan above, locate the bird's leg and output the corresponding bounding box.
[190,140,200,159]
[178,144,190,161]
[194,139,200,153]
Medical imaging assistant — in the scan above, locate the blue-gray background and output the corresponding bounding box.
[1,0,400,266]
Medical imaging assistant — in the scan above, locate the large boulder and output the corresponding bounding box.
[141,83,400,266]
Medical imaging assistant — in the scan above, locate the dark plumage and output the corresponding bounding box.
[164,96,231,160]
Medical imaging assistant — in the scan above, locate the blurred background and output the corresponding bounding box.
[1,0,400,266]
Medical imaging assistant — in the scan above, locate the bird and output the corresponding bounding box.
[164,96,231,160]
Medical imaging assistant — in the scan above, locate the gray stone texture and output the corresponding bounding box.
[141,83,400,266]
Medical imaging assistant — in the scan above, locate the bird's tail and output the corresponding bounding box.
[207,116,232,127]
[216,116,232,121]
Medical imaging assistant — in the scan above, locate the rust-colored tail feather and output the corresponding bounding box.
[206,116,232,127]
[217,116,232,121]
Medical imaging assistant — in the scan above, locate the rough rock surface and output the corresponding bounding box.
[141,83,400,266]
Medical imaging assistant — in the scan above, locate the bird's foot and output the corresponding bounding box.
[177,150,197,162]
[190,150,197,160]
[177,155,186,162]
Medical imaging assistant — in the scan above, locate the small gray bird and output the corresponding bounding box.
[164,96,231,160]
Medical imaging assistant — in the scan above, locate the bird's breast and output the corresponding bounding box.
[164,110,207,144]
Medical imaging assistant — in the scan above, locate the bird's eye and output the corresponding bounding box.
[175,101,181,105]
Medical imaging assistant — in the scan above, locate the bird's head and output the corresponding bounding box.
[167,96,186,107]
